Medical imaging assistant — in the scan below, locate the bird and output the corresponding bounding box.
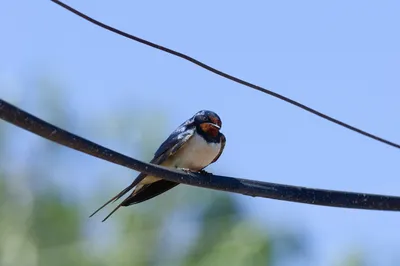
[90,110,226,222]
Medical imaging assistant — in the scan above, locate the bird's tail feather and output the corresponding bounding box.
[101,180,179,222]
[89,174,145,219]
[101,202,124,222]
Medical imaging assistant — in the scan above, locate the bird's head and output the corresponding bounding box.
[192,110,222,138]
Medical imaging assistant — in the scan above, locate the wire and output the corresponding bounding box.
[1,98,400,212]
[49,0,400,150]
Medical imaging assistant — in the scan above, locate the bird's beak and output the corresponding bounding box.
[207,122,220,129]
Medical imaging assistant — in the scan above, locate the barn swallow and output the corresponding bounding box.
[90,110,226,222]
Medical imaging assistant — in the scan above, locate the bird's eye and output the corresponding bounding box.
[196,115,207,122]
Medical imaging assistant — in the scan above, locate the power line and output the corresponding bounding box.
[50,0,400,150]
[1,98,400,211]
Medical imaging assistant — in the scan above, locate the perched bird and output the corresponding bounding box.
[90,110,226,222]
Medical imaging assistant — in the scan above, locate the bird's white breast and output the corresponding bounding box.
[168,132,221,171]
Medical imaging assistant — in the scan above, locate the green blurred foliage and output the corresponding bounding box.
[0,80,366,266]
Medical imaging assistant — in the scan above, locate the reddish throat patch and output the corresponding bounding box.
[200,123,219,138]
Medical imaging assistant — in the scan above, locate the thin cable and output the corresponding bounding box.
[50,0,400,150]
[1,98,400,211]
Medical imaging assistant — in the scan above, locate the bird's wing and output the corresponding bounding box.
[93,127,195,222]
[151,122,194,164]
[121,180,179,206]
[114,128,195,205]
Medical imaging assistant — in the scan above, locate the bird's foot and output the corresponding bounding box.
[199,169,213,182]
[179,168,212,175]
[178,168,213,182]
[179,168,195,174]
[198,169,212,176]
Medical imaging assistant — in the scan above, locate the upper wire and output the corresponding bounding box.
[49,0,400,150]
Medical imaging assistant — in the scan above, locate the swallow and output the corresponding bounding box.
[90,110,226,222]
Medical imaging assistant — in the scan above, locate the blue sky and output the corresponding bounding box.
[1,1,400,265]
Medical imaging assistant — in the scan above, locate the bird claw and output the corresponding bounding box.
[198,169,212,176]
[199,169,213,182]
[178,168,213,176]
[178,168,213,182]
[179,168,194,174]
